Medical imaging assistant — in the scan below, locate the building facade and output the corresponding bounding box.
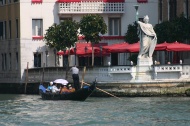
[157,0,190,64]
[159,0,190,22]
[0,0,158,84]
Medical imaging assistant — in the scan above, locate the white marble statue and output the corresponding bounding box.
[137,15,157,59]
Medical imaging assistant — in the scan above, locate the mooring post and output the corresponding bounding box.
[24,62,29,94]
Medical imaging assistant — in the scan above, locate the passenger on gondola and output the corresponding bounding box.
[52,83,60,93]
[46,81,53,92]
[60,85,70,94]
[68,84,75,92]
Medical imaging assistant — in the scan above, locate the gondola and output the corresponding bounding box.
[39,81,96,101]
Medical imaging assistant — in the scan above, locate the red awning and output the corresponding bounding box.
[57,50,72,55]
[76,43,109,56]
[102,42,129,53]
[78,46,110,57]
[125,42,140,53]
[137,0,148,3]
[103,0,124,2]
[32,0,42,3]
[155,41,171,51]
[78,36,125,40]
[166,41,190,51]
[57,0,81,3]
[57,41,190,56]
[75,42,107,48]
[57,42,109,56]
[57,0,124,2]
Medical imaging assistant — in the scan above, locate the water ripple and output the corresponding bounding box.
[0,95,190,126]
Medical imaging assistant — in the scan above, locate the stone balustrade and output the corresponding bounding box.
[24,64,190,84]
[154,65,182,80]
[58,2,124,14]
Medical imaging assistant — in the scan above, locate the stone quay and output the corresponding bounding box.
[9,64,189,97]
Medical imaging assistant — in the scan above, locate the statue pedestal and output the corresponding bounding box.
[137,57,153,66]
[135,58,153,81]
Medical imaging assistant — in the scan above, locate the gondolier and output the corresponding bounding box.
[70,65,80,91]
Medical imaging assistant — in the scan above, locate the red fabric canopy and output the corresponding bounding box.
[57,0,81,3]
[166,41,190,51]
[57,41,190,56]
[32,0,42,3]
[125,42,140,53]
[75,42,108,56]
[57,0,124,2]
[57,42,109,56]
[103,0,124,2]
[155,41,171,51]
[102,42,129,53]
[100,42,139,53]
[57,50,72,55]
[137,0,148,3]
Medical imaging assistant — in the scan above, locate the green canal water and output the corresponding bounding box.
[0,94,190,126]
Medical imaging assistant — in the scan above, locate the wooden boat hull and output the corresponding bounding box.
[39,82,96,101]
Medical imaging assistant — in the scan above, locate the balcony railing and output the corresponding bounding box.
[58,2,124,14]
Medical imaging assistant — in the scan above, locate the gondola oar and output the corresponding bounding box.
[81,66,86,88]
[82,81,122,100]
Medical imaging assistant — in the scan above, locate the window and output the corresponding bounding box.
[184,0,189,19]
[2,53,7,70]
[34,53,41,67]
[159,0,163,22]
[16,19,19,38]
[9,53,11,70]
[14,0,19,2]
[1,54,4,70]
[0,22,3,40]
[78,57,102,66]
[63,55,68,67]
[108,18,121,36]
[16,52,18,70]
[32,19,43,39]
[4,53,7,70]
[4,21,7,39]
[8,0,11,4]
[0,0,6,5]
[169,0,177,20]
[9,20,11,39]
[78,57,86,66]
[111,53,118,66]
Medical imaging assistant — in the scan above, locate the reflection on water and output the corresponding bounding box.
[0,94,190,126]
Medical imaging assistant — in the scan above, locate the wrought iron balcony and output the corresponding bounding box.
[58,1,125,14]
